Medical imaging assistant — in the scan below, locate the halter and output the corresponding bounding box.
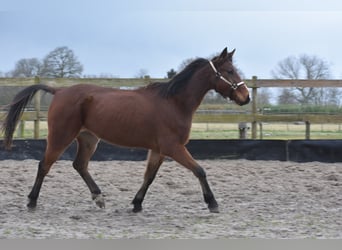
[209,60,245,90]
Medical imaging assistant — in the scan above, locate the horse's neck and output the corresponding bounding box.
[174,78,212,114]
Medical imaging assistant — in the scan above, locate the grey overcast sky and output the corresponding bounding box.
[1,0,342,79]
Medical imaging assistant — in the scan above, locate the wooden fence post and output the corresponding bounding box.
[238,122,249,139]
[305,121,311,140]
[251,76,258,139]
[17,120,25,138]
[259,122,263,139]
[34,76,41,139]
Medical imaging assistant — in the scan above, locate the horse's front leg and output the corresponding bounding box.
[166,145,219,213]
[132,150,164,212]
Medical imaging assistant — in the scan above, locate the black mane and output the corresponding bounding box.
[145,58,208,98]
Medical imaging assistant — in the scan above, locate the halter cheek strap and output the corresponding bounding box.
[209,61,245,90]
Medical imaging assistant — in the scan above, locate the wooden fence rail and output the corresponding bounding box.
[1,77,342,139]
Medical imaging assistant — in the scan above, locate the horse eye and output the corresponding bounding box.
[227,69,234,74]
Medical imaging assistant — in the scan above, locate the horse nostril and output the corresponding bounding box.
[243,95,250,105]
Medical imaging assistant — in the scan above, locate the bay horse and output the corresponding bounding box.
[2,48,250,213]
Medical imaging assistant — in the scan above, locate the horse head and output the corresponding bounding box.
[210,48,250,106]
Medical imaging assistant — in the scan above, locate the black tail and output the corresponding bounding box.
[2,84,56,149]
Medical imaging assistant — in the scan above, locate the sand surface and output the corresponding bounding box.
[0,159,341,239]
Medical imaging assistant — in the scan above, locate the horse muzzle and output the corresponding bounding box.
[234,95,250,106]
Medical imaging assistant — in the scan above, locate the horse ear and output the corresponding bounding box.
[219,47,228,60]
[227,49,236,62]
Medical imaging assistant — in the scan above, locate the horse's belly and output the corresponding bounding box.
[94,128,157,149]
[83,111,158,150]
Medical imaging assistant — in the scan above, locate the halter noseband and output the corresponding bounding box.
[209,60,245,90]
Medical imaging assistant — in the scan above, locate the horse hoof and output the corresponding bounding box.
[27,199,37,209]
[92,194,105,208]
[132,205,142,213]
[209,206,219,213]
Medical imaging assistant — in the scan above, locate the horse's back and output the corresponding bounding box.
[50,84,160,149]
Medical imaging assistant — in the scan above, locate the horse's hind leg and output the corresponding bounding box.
[132,149,164,212]
[27,140,73,208]
[73,131,104,208]
[27,100,83,208]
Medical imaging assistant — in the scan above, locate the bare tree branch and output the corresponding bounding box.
[272,54,332,105]
[11,58,42,77]
[41,46,83,78]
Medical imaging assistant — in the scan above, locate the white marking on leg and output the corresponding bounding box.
[92,193,105,208]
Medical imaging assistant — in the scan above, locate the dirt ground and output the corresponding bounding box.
[0,159,341,239]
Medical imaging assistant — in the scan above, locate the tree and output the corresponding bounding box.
[135,68,149,79]
[256,88,272,106]
[166,68,177,79]
[272,54,331,105]
[41,46,83,78]
[277,88,297,105]
[11,58,42,77]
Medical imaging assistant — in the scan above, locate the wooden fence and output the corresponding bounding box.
[1,77,342,139]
